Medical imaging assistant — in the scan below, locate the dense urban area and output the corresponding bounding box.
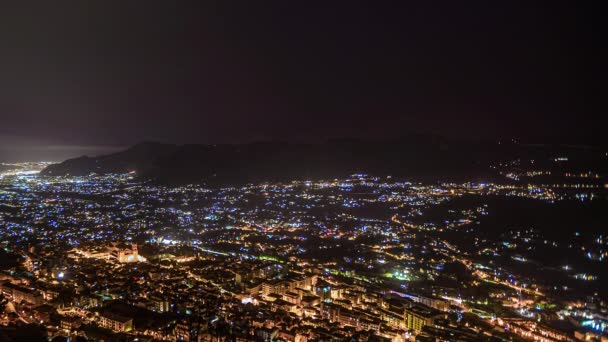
[0,151,607,341]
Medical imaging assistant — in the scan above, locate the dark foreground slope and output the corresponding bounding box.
[40,139,539,185]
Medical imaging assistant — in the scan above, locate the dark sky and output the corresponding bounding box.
[0,1,604,160]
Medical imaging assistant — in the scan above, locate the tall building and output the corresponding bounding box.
[99,312,133,332]
[403,303,445,333]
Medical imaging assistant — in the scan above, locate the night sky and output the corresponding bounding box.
[0,1,604,160]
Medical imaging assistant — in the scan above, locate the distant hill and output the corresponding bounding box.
[41,142,177,177]
[39,140,518,185]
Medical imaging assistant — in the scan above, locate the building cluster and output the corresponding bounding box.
[0,162,606,341]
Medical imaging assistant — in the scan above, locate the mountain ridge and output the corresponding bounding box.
[40,140,515,185]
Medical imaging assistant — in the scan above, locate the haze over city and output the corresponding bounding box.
[1,2,605,158]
